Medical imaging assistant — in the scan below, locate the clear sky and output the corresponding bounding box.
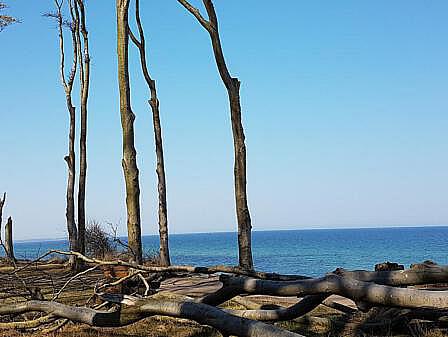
[1,1,447,240]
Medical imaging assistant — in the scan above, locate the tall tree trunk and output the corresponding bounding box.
[128,0,170,266]
[64,96,78,261]
[227,82,253,270]
[52,0,80,268]
[74,0,90,256]
[0,193,5,230]
[153,98,171,267]
[177,0,253,270]
[116,0,143,264]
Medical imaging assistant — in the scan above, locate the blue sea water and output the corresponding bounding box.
[10,226,448,277]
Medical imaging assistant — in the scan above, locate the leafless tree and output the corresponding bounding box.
[0,193,16,262]
[45,0,80,268]
[116,0,143,264]
[128,0,170,266]
[45,0,90,262]
[0,193,5,231]
[177,0,253,270]
[73,0,90,256]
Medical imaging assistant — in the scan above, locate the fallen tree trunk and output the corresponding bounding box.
[220,274,448,310]
[138,299,303,337]
[0,297,304,337]
[55,250,448,286]
[335,264,448,286]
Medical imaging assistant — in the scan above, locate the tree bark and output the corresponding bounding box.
[74,0,90,256]
[4,216,14,262]
[0,192,5,229]
[177,0,253,270]
[54,0,79,268]
[128,0,170,266]
[116,0,143,264]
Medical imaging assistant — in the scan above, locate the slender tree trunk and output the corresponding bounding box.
[0,192,5,230]
[177,0,253,269]
[227,82,253,270]
[152,98,171,266]
[204,1,253,271]
[4,216,15,262]
[74,0,90,256]
[116,0,143,264]
[52,0,80,269]
[128,0,170,266]
[63,96,78,261]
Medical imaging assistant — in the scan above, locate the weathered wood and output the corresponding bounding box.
[0,192,5,229]
[335,264,448,286]
[52,0,80,269]
[4,217,14,261]
[178,0,254,270]
[116,0,143,264]
[74,0,90,257]
[224,294,329,321]
[374,261,404,271]
[220,274,448,310]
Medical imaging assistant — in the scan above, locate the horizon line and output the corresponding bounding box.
[13,223,448,243]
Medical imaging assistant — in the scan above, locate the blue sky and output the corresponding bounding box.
[1,1,447,240]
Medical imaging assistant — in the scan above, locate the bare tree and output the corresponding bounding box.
[73,0,90,256]
[0,193,15,262]
[45,0,79,268]
[58,0,79,266]
[128,0,170,266]
[177,0,253,270]
[46,0,89,261]
[0,193,5,230]
[4,216,15,261]
[0,2,18,32]
[116,0,143,264]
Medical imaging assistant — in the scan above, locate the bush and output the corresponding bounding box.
[143,249,161,266]
[85,220,115,259]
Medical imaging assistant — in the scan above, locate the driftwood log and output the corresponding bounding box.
[217,274,448,310]
[0,297,303,337]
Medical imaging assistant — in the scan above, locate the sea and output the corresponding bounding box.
[10,226,448,277]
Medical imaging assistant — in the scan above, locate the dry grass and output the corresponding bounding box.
[0,317,220,337]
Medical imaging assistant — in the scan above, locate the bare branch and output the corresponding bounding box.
[224,294,329,321]
[176,0,212,31]
[48,249,308,280]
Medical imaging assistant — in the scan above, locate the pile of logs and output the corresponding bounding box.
[1,250,448,337]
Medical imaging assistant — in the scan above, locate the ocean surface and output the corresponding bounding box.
[11,226,448,277]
